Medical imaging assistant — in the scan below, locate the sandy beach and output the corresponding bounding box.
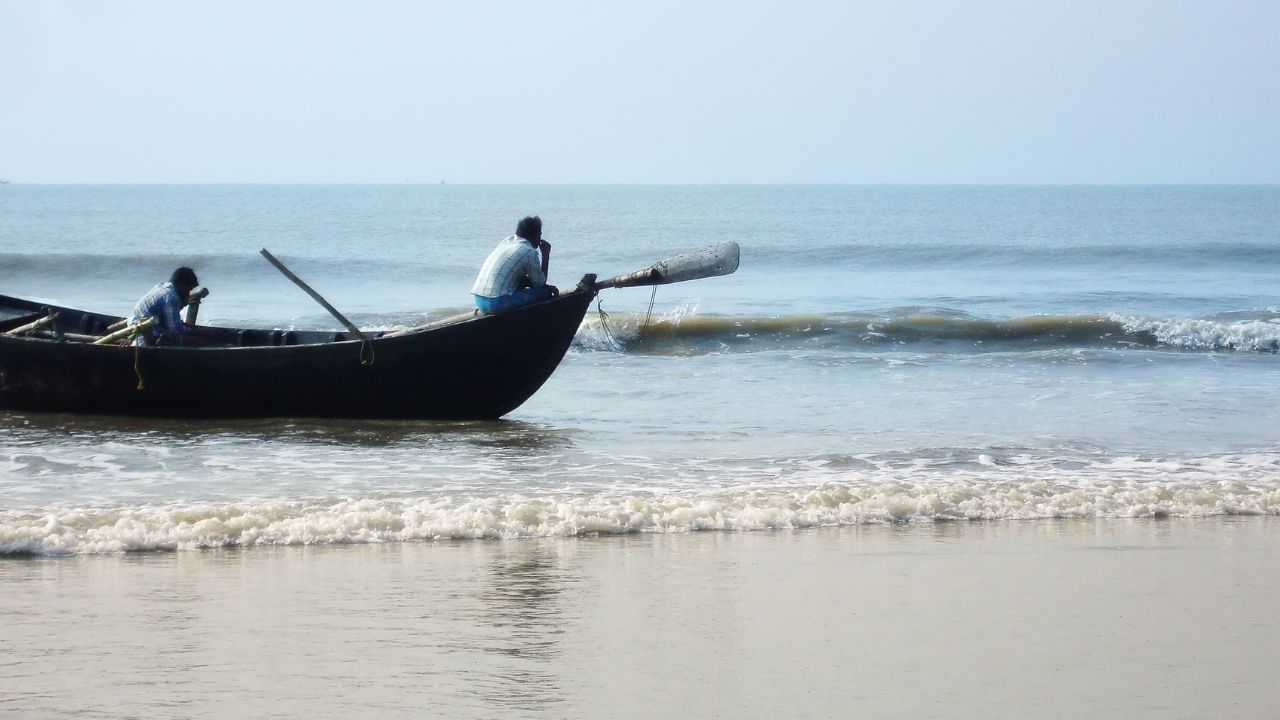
[4,518,1276,719]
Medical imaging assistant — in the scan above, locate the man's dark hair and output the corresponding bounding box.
[170,267,199,288]
[516,216,542,241]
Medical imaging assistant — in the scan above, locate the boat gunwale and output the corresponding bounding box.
[0,290,595,352]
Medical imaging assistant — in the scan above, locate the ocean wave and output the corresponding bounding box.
[3,482,1275,556]
[5,453,1278,555]
[572,309,1280,354]
[1107,314,1280,352]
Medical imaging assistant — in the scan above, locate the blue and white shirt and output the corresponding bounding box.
[470,235,546,298]
[130,282,189,346]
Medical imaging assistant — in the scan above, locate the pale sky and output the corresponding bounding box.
[2,0,1277,183]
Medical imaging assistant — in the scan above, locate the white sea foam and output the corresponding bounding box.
[1109,314,1280,351]
[572,303,705,352]
[5,462,1278,555]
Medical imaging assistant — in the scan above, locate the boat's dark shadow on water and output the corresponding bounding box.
[0,411,579,451]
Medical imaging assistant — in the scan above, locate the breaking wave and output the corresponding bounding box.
[573,309,1280,354]
[5,453,1278,555]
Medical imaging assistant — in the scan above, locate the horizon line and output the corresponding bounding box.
[3,181,1279,188]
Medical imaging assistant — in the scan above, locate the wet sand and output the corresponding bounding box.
[3,518,1277,719]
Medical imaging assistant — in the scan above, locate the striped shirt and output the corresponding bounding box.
[470,235,546,298]
[130,282,189,346]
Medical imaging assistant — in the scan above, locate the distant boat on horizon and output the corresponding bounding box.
[0,179,10,185]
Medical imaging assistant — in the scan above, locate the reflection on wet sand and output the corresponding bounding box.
[455,544,577,712]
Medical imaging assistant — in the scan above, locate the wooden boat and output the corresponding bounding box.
[0,242,739,419]
[0,289,595,419]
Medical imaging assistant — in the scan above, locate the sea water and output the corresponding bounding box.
[0,184,1278,552]
[4,186,1280,718]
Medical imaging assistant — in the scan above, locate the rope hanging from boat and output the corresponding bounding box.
[594,296,623,352]
[359,339,375,366]
[644,285,658,328]
[134,344,145,391]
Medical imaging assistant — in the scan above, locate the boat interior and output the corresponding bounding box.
[0,295,476,348]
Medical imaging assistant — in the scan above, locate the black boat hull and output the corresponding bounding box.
[0,291,595,419]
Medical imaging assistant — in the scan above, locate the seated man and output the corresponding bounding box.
[130,266,200,346]
[470,216,559,314]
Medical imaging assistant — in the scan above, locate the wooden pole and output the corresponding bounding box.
[259,248,368,342]
[4,312,58,337]
[92,317,155,345]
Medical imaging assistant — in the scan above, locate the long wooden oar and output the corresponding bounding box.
[259,248,368,342]
[595,241,740,290]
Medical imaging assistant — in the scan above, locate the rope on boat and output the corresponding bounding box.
[359,339,375,366]
[644,285,658,328]
[134,344,145,390]
[594,296,623,352]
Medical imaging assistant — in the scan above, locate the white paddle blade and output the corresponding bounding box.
[654,241,740,284]
[598,241,741,289]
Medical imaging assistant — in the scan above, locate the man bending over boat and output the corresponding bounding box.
[130,267,200,346]
[471,216,560,314]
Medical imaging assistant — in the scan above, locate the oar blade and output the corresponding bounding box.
[598,241,740,289]
[654,241,740,284]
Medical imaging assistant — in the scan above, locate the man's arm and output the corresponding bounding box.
[536,241,558,296]
[522,243,547,288]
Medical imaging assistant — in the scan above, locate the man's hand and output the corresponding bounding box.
[538,240,551,277]
[180,286,210,308]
